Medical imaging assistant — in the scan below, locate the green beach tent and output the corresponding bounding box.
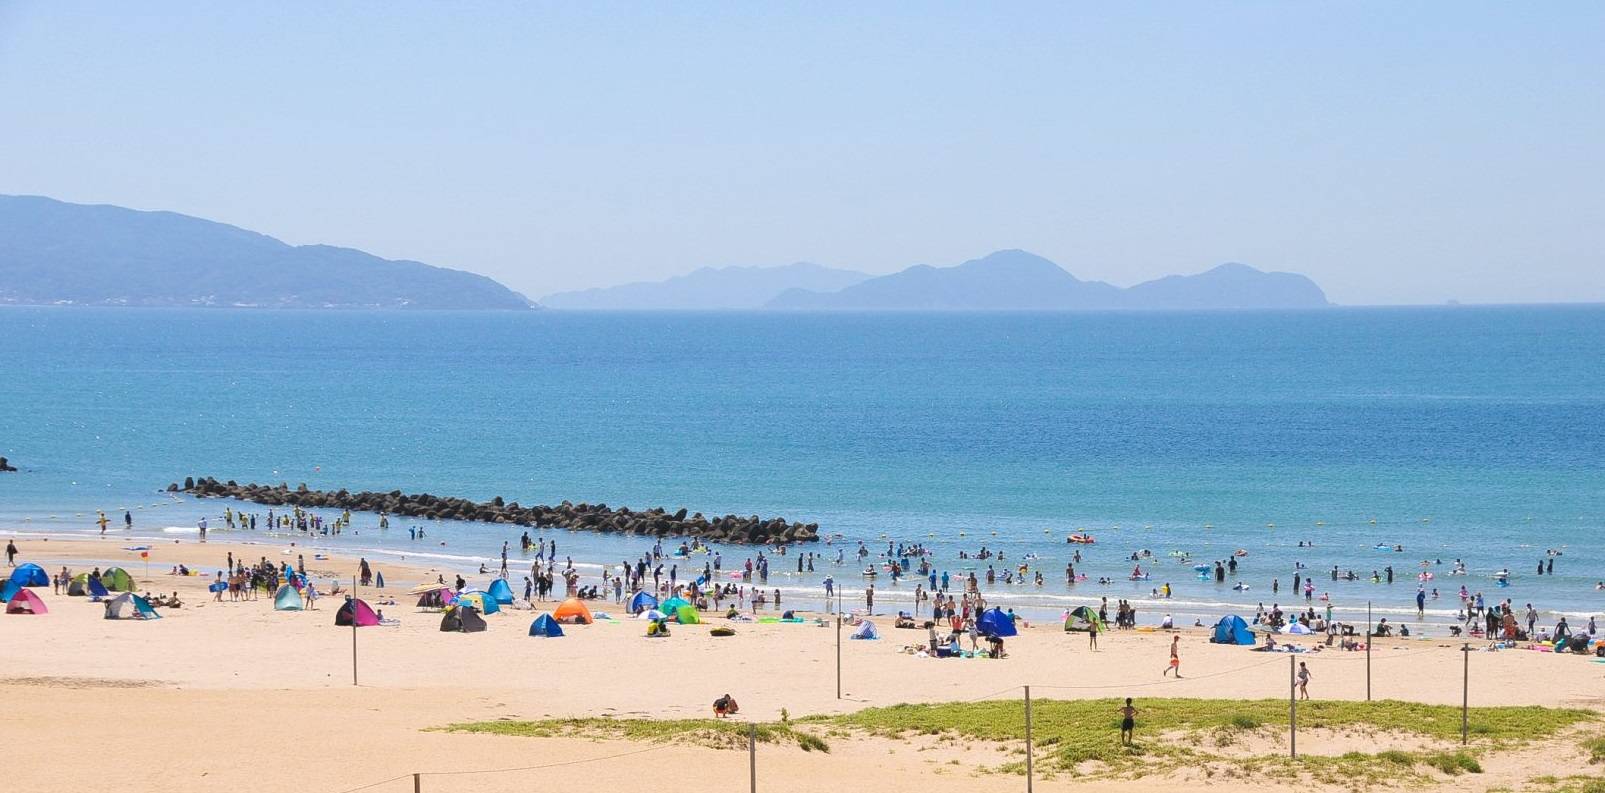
[1063,606,1106,633]
[101,567,135,592]
[674,604,700,624]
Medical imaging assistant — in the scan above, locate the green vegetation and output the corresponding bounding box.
[435,717,830,752]
[434,698,1596,789]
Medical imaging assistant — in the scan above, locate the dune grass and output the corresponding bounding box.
[812,697,1590,780]
[436,717,829,752]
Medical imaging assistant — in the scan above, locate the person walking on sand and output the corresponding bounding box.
[1297,661,1311,700]
[1118,698,1137,745]
[1163,635,1182,677]
[5,540,17,566]
[1088,615,1100,650]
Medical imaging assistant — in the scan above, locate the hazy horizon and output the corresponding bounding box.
[2,3,1601,305]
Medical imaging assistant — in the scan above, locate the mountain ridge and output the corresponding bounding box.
[766,249,1330,311]
[0,195,533,309]
[541,261,869,310]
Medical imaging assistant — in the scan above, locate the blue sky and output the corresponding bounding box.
[2,3,1601,304]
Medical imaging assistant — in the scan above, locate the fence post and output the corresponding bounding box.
[1024,685,1034,792]
[1289,655,1297,758]
[749,722,757,793]
[1461,642,1469,745]
[836,610,842,700]
[1365,601,1372,701]
[413,773,421,793]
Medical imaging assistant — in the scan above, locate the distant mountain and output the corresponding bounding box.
[0,195,531,309]
[767,250,1330,311]
[541,262,869,310]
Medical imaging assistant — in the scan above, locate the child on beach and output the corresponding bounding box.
[1297,662,1311,700]
[1163,635,1181,677]
[1118,698,1137,745]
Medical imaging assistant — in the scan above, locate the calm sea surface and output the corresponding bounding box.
[2,306,1601,626]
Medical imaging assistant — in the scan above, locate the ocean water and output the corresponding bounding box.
[2,305,1602,627]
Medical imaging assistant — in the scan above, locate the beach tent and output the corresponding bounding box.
[0,579,19,604]
[674,604,701,624]
[1286,622,1312,635]
[6,588,47,614]
[552,597,594,624]
[455,590,501,615]
[101,567,135,592]
[335,598,380,627]
[976,607,1018,638]
[1210,615,1255,645]
[659,596,690,614]
[8,562,49,587]
[67,573,92,596]
[441,605,487,633]
[528,613,565,637]
[415,587,455,610]
[850,620,880,640]
[273,584,304,611]
[628,591,658,615]
[1063,606,1106,633]
[104,592,160,620]
[485,578,515,605]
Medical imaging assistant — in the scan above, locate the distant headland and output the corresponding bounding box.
[544,249,1331,311]
[0,195,533,310]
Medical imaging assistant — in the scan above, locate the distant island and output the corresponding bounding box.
[546,250,1330,311]
[0,195,532,309]
[542,261,870,310]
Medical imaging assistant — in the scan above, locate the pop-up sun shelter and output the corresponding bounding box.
[416,587,455,610]
[6,588,47,614]
[552,597,594,624]
[485,578,515,605]
[528,613,564,637]
[335,598,380,627]
[850,620,880,640]
[455,591,501,615]
[1064,606,1106,633]
[101,567,135,592]
[104,592,160,620]
[441,604,487,633]
[659,596,690,614]
[674,604,700,624]
[273,584,304,611]
[8,562,49,587]
[67,573,110,599]
[628,591,658,615]
[977,607,1018,638]
[1210,615,1255,645]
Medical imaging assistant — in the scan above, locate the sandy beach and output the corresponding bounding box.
[1,534,1601,793]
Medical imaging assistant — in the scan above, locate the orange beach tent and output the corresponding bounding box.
[552,597,594,624]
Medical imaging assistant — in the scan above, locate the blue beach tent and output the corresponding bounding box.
[486,578,515,605]
[976,607,1018,638]
[273,584,304,611]
[628,591,658,615]
[1211,615,1255,645]
[0,579,18,604]
[9,563,49,587]
[529,613,565,637]
[850,620,880,640]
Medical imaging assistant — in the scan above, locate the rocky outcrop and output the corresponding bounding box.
[0,457,15,472]
[167,477,819,545]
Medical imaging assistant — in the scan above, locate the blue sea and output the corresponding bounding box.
[2,305,1601,628]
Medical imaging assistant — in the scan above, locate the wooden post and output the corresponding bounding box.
[1366,601,1372,701]
[350,575,359,686]
[413,773,421,793]
[1289,655,1297,758]
[836,610,842,699]
[1024,685,1034,792]
[1461,642,1470,745]
[749,722,757,793]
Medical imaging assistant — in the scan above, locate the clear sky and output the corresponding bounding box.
[2,3,1601,304]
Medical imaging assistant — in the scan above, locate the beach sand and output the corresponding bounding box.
[2,536,1600,792]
